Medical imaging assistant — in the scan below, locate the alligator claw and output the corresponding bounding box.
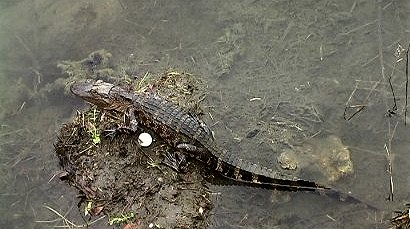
[162,151,187,172]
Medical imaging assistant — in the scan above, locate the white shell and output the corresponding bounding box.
[138,132,153,147]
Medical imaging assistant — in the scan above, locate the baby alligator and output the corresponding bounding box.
[70,79,372,206]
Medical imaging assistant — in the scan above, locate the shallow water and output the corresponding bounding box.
[0,0,409,228]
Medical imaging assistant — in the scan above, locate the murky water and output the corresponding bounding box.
[0,0,409,228]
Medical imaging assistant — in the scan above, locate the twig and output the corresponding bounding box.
[377,7,386,82]
[117,0,126,10]
[40,205,80,228]
[361,54,379,67]
[36,205,105,228]
[343,80,380,120]
[340,20,377,35]
[377,2,396,202]
[384,144,394,201]
[386,61,398,116]
[78,145,93,155]
[405,43,409,125]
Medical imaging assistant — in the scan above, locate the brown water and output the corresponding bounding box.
[0,0,409,228]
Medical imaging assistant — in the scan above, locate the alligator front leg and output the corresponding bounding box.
[127,109,139,132]
[102,110,141,138]
[176,143,205,153]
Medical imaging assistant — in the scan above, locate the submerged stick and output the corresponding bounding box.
[377,2,395,202]
[405,43,409,125]
[384,144,394,201]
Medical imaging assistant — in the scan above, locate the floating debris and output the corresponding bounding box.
[391,205,410,229]
[277,150,298,170]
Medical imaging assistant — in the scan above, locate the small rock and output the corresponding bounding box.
[246,129,260,138]
[277,150,298,170]
[312,135,354,182]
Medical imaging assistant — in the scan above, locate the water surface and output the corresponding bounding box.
[0,0,409,228]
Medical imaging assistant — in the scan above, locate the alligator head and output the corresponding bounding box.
[70,79,117,108]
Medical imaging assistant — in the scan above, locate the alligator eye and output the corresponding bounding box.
[90,89,99,95]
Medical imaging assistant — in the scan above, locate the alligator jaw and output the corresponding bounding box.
[71,80,115,108]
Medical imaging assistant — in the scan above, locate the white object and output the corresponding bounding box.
[138,132,153,147]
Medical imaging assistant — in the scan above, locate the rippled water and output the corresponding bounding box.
[0,0,409,228]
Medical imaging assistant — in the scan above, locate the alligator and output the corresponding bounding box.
[70,79,374,207]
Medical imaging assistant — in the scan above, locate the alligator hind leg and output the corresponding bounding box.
[162,151,188,172]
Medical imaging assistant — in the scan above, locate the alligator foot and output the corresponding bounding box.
[102,123,143,139]
[102,110,144,137]
[162,151,187,172]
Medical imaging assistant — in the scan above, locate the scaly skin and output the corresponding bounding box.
[71,79,375,206]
